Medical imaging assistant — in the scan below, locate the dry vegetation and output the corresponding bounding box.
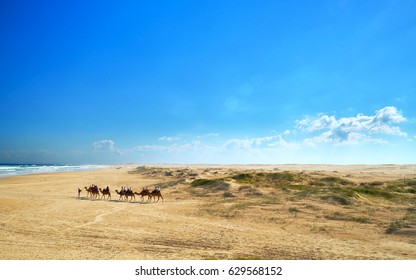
[1,164,415,259]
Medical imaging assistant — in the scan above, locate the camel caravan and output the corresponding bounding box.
[78,184,163,203]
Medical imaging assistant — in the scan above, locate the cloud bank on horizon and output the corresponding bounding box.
[89,106,413,164]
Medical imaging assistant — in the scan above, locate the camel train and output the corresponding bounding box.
[80,184,163,203]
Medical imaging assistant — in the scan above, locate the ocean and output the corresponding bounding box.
[0,164,108,178]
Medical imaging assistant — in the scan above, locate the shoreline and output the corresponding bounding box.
[0,164,113,179]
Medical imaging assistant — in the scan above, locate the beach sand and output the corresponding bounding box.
[0,164,415,260]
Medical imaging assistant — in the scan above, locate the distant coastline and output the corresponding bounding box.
[0,164,109,178]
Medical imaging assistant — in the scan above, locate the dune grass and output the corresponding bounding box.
[185,170,416,236]
[191,178,230,191]
[131,167,416,237]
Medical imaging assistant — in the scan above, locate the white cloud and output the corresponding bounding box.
[132,145,167,152]
[197,133,219,139]
[299,114,337,132]
[158,136,181,142]
[144,107,406,158]
[224,136,277,149]
[374,106,406,123]
[89,107,409,163]
[134,134,299,159]
[296,106,407,145]
[93,140,123,155]
[224,135,300,150]
[268,135,301,149]
[133,141,210,154]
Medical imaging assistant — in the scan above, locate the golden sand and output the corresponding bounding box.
[0,164,415,259]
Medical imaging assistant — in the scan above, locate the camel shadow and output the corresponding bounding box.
[108,199,130,203]
[75,197,161,204]
[106,199,147,204]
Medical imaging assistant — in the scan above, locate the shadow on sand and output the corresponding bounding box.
[75,196,158,204]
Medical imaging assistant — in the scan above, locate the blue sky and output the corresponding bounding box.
[1,0,415,164]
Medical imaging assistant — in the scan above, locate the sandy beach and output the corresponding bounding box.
[1,164,415,260]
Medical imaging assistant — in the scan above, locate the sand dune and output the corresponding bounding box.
[1,164,415,259]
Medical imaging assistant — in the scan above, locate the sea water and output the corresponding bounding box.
[0,164,107,178]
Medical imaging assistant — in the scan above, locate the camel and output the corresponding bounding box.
[99,187,111,200]
[115,188,135,201]
[85,185,99,199]
[84,186,92,197]
[91,185,100,199]
[115,189,125,200]
[134,188,151,202]
[124,188,135,201]
[148,188,164,203]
